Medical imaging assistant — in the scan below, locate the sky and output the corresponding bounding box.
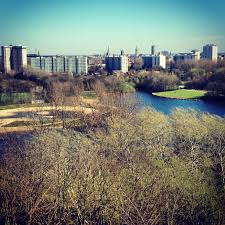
[0,0,225,55]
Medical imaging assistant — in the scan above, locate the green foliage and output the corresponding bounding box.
[103,75,135,93]
[190,67,205,77]
[173,59,225,97]
[118,82,135,93]
[132,72,180,92]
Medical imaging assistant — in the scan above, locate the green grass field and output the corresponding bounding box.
[0,93,32,105]
[152,89,207,99]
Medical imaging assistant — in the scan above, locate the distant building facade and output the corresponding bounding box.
[135,46,139,57]
[142,54,166,69]
[174,50,200,63]
[41,56,53,73]
[76,56,88,74]
[191,50,201,61]
[65,56,77,73]
[11,46,27,71]
[52,56,65,73]
[202,44,218,61]
[105,52,129,73]
[1,45,27,73]
[27,55,87,74]
[151,45,156,55]
[1,46,11,73]
[173,53,194,63]
[28,55,41,71]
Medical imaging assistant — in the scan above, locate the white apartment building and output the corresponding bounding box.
[105,53,129,73]
[142,54,166,69]
[53,56,65,73]
[76,56,88,74]
[1,45,27,73]
[28,56,41,70]
[65,56,77,73]
[202,44,218,62]
[41,56,53,73]
[191,50,201,61]
[1,46,11,73]
[27,55,87,75]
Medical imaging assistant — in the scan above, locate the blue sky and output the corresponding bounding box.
[0,0,225,54]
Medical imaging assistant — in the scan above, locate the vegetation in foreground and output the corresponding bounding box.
[0,83,225,225]
[152,89,207,99]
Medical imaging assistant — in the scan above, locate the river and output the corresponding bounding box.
[136,91,225,117]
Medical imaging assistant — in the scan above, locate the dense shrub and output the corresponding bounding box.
[134,72,179,92]
[0,106,224,225]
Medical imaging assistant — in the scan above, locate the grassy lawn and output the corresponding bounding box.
[152,89,207,99]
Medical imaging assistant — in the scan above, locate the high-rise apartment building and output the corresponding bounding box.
[142,54,166,69]
[191,50,200,61]
[105,51,129,73]
[41,56,53,73]
[76,56,88,74]
[27,55,87,75]
[53,56,65,73]
[135,46,138,57]
[1,46,11,73]
[151,45,156,55]
[1,45,27,73]
[202,44,218,61]
[11,46,27,71]
[65,56,77,73]
[28,55,41,71]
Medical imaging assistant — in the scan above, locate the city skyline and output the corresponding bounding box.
[1,0,225,54]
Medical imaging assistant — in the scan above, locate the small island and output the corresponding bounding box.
[152,89,207,99]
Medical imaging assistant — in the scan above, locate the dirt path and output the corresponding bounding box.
[0,103,97,133]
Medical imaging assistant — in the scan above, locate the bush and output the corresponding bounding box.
[137,72,180,92]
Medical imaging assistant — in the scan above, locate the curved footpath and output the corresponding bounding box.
[0,98,97,134]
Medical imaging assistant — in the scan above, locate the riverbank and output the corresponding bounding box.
[152,89,207,99]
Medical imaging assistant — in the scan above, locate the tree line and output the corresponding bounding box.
[172,59,225,97]
[1,58,225,99]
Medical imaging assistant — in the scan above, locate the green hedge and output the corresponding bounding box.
[0,93,32,105]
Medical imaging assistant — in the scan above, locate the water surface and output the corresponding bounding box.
[136,91,225,117]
